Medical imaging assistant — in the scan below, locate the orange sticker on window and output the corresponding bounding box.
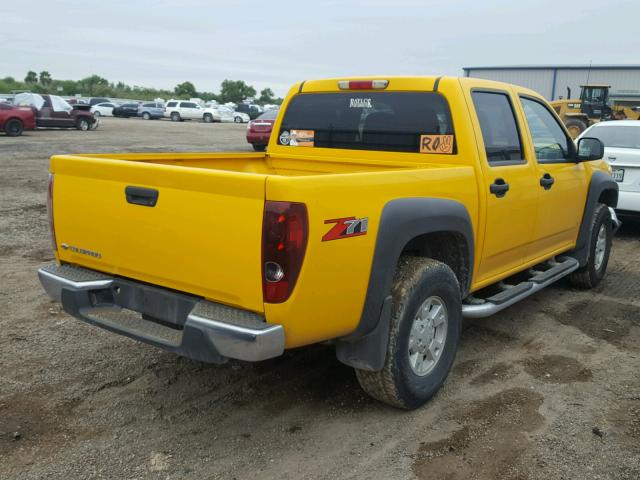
[420,134,454,154]
[290,129,315,147]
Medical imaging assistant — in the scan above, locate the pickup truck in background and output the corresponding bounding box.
[39,76,619,409]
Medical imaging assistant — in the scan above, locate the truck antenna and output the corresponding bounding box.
[585,60,593,85]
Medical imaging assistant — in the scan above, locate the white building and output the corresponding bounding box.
[463,65,640,101]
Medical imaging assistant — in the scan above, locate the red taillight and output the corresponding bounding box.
[337,79,389,90]
[47,173,57,252]
[262,201,308,303]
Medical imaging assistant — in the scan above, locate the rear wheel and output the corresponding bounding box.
[355,257,462,409]
[569,203,612,288]
[565,118,588,139]
[170,112,181,122]
[4,118,24,137]
[252,144,266,152]
[77,118,90,131]
[203,113,213,123]
[142,112,151,120]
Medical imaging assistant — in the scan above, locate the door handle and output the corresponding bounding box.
[489,178,509,198]
[539,173,555,190]
[608,156,616,161]
[125,186,159,207]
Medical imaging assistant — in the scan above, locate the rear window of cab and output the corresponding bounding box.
[278,92,455,153]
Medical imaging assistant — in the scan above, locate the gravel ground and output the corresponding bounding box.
[1,117,639,479]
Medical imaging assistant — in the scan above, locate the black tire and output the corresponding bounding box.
[170,112,181,122]
[93,110,101,117]
[77,118,90,131]
[203,113,213,123]
[355,257,462,409]
[565,118,588,139]
[234,116,242,123]
[142,112,151,120]
[252,144,266,152]
[569,203,612,289]
[4,118,24,137]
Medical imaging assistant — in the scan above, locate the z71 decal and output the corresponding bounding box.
[322,216,368,242]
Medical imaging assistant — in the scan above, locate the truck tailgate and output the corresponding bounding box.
[51,155,267,313]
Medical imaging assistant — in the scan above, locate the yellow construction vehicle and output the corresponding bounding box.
[551,84,640,138]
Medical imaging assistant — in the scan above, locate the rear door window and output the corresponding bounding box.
[278,92,454,153]
[471,91,524,164]
[180,102,198,109]
[167,101,177,108]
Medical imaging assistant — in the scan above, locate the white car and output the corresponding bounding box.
[215,105,249,123]
[90,102,117,117]
[578,120,640,215]
[164,100,221,123]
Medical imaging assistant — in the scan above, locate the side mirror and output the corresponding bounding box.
[576,137,604,162]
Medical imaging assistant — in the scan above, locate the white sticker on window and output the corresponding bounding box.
[349,98,372,108]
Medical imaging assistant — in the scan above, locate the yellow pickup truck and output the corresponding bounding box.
[39,76,619,409]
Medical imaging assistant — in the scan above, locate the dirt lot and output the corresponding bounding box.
[1,117,639,480]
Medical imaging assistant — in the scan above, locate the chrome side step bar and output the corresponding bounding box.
[462,257,579,318]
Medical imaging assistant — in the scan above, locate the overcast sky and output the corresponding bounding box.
[2,0,639,97]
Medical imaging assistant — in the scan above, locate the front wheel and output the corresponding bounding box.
[234,116,242,123]
[4,118,24,137]
[355,257,462,409]
[203,113,213,123]
[565,118,588,139]
[93,110,101,117]
[170,112,181,122]
[252,144,266,152]
[569,203,612,288]
[77,118,90,131]
[142,112,151,120]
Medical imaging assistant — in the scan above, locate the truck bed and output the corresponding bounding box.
[69,151,428,176]
[50,151,450,315]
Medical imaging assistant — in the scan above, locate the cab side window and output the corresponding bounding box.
[472,91,524,164]
[520,97,574,162]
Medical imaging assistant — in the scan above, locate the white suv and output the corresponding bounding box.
[164,100,221,123]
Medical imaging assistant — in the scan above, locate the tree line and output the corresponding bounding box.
[0,71,282,105]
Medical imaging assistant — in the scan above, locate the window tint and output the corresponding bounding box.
[472,91,523,163]
[142,103,154,107]
[584,125,640,150]
[279,92,454,153]
[180,102,198,108]
[520,97,573,162]
[167,101,177,107]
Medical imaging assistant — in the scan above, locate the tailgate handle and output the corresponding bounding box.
[125,186,159,207]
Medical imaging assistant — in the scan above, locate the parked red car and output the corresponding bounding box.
[14,93,98,131]
[0,102,36,136]
[246,110,278,151]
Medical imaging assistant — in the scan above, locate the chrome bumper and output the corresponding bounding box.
[38,263,284,364]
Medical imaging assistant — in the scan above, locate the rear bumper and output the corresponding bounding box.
[38,263,284,364]
[246,132,271,144]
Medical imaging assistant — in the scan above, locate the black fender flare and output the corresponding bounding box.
[568,170,618,267]
[335,197,474,371]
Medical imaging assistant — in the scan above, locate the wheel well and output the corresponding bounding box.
[400,231,469,295]
[598,189,618,208]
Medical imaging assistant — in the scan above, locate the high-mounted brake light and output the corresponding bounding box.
[338,79,389,90]
[47,173,57,252]
[262,201,308,303]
